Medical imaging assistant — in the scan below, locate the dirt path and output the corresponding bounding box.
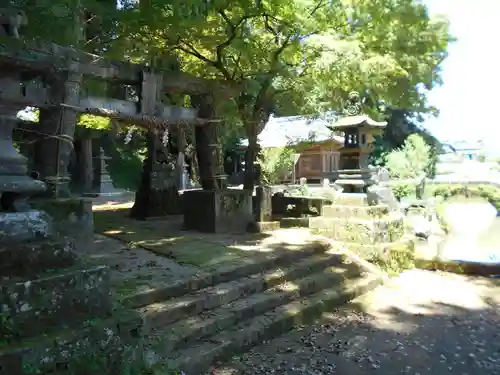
[215,270,500,375]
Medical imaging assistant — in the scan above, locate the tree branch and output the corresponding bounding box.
[310,0,324,16]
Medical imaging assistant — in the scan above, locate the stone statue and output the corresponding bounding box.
[415,174,426,200]
[366,184,400,212]
[0,8,27,39]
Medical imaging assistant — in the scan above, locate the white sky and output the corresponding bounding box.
[424,0,500,148]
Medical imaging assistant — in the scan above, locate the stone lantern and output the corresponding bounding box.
[0,11,45,212]
[327,92,387,193]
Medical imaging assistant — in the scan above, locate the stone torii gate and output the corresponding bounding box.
[0,8,252,233]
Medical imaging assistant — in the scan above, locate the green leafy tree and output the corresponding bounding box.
[14,0,452,191]
[111,0,453,190]
[259,147,294,185]
[386,133,432,179]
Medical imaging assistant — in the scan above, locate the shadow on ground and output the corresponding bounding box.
[213,271,500,375]
[92,207,329,271]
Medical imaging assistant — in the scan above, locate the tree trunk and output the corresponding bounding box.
[243,130,258,191]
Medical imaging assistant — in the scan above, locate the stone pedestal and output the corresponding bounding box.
[131,162,183,219]
[329,169,376,193]
[183,189,253,233]
[309,192,414,261]
[254,186,273,222]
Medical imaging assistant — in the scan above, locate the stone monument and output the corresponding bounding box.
[309,92,414,261]
[0,10,141,373]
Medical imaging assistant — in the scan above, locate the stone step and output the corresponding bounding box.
[334,194,368,206]
[322,204,389,219]
[309,215,404,245]
[330,237,415,262]
[124,241,330,308]
[143,259,362,356]
[0,265,112,341]
[138,253,348,332]
[0,307,142,375]
[164,274,383,374]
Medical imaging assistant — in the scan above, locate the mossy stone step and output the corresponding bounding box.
[124,241,330,308]
[0,307,142,375]
[162,274,383,374]
[322,204,389,219]
[138,252,348,331]
[0,265,111,340]
[309,215,405,245]
[143,259,363,359]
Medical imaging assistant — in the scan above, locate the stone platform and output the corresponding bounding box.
[183,189,253,233]
[0,199,142,375]
[308,193,413,262]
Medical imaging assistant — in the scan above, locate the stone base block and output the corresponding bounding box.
[183,190,252,233]
[0,309,142,375]
[130,186,183,219]
[279,217,311,228]
[309,214,405,245]
[30,198,94,253]
[334,193,369,206]
[330,237,415,262]
[0,238,77,278]
[247,221,280,233]
[0,210,52,244]
[0,265,111,340]
[322,204,389,219]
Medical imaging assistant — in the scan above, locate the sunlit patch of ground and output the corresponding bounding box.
[92,199,329,270]
[215,270,500,375]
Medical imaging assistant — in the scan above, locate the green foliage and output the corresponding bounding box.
[258,147,294,185]
[369,108,441,175]
[372,243,415,276]
[432,184,500,212]
[391,183,416,200]
[78,115,111,130]
[385,134,431,179]
[103,133,147,190]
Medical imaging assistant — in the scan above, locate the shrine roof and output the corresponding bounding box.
[242,115,344,148]
[327,115,387,131]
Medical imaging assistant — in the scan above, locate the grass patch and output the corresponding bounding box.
[93,208,255,269]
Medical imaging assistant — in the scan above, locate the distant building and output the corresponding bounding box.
[238,115,344,183]
[440,140,485,161]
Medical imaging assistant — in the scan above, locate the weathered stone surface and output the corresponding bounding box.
[334,193,368,206]
[144,258,362,362]
[247,221,280,233]
[329,237,416,262]
[0,210,52,243]
[169,274,383,374]
[30,198,94,253]
[254,186,272,222]
[322,204,389,219]
[139,253,348,333]
[271,195,331,218]
[0,237,76,277]
[0,265,111,340]
[309,215,405,245]
[279,217,311,228]
[366,185,400,211]
[0,309,142,375]
[183,189,252,233]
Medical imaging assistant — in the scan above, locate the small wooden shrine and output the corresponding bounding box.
[327,92,387,192]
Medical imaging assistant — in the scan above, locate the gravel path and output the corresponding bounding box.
[214,270,500,375]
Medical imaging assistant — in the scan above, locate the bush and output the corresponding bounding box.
[391,183,416,200]
[431,184,500,212]
[258,147,295,185]
[386,134,431,179]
